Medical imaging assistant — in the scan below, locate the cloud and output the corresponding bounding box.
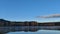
[36,14,60,18]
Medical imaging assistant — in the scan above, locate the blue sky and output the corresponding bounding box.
[0,0,60,22]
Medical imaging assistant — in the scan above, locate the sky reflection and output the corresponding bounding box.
[7,30,60,34]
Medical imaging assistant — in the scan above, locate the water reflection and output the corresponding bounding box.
[7,30,60,34]
[0,26,60,34]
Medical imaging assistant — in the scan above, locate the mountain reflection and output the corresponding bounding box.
[1,26,60,34]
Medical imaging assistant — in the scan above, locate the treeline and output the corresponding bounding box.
[38,22,60,26]
[0,19,38,26]
[0,19,60,26]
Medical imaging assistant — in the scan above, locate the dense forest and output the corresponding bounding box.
[0,19,60,26]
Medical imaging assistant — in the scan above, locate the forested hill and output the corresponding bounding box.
[0,19,60,26]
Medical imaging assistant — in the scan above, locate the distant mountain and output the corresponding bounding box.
[0,19,10,22]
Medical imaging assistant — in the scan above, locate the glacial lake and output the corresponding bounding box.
[0,26,60,34]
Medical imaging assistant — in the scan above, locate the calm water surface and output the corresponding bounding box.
[7,30,60,34]
[3,26,60,34]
